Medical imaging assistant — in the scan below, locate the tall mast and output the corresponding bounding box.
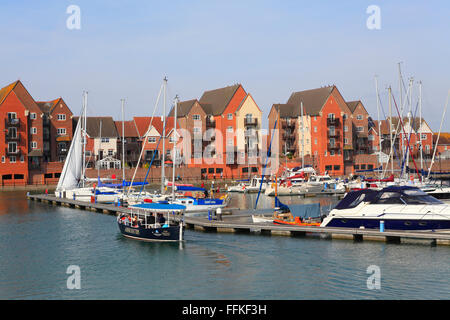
[171,95,179,200]
[82,91,88,188]
[419,81,423,176]
[98,119,102,178]
[121,98,126,182]
[405,78,413,178]
[161,77,167,194]
[301,102,305,168]
[375,76,381,178]
[398,62,404,164]
[388,86,394,175]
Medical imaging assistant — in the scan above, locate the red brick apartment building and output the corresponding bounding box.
[0,80,72,185]
[269,85,378,176]
[169,84,263,179]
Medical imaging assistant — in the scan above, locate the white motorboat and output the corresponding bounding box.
[321,185,450,230]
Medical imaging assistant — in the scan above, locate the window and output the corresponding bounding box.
[192,114,201,121]
[361,164,366,170]
[8,127,17,138]
[216,168,223,174]
[30,113,37,120]
[314,126,317,133]
[425,145,430,152]
[108,149,113,156]
[148,137,157,143]
[368,135,374,141]
[314,116,317,121]
[368,164,374,170]
[344,138,349,144]
[20,155,24,162]
[227,139,233,146]
[354,165,360,170]
[57,114,66,121]
[356,115,363,120]
[344,125,348,132]
[57,128,66,135]
[357,126,364,132]
[333,165,340,171]
[227,114,233,120]
[1,157,4,163]
[31,141,37,149]
[314,138,317,145]
[8,142,17,153]
[9,156,16,163]
[208,168,214,174]
[343,114,347,120]
[421,134,427,140]
[101,138,109,143]
[193,127,201,133]
[169,136,176,143]
[31,127,37,134]
[328,113,335,120]
[227,126,233,133]
[330,150,335,156]
[325,165,332,171]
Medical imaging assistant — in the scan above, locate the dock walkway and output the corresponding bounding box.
[27,193,450,246]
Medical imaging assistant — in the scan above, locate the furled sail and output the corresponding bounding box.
[56,115,83,191]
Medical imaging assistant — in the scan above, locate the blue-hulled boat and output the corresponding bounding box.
[117,203,185,242]
[321,186,450,230]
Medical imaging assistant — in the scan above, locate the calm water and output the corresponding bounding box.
[0,191,449,300]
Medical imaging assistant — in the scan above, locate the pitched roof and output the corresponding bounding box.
[346,101,360,113]
[133,116,177,138]
[433,133,450,145]
[286,86,335,115]
[271,103,299,118]
[0,80,40,112]
[36,98,61,114]
[167,99,197,118]
[199,84,242,116]
[115,120,139,138]
[73,116,119,138]
[0,81,18,105]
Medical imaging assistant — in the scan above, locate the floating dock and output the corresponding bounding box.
[27,193,450,246]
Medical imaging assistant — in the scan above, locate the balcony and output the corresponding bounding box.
[281,119,296,129]
[244,118,258,126]
[327,142,340,150]
[5,148,21,156]
[282,132,295,140]
[5,118,20,127]
[5,134,20,143]
[205,118,216,128]
[327,131,340,139]
[327,117,340,127]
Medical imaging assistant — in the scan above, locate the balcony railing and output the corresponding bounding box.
[5,134,20,142]
[5,148,21,156]
[327,118,340,127]
[281,119,296,129]
[244,118,258,126]
[205,118,215,128]
[5,118,20,127]
[283,132,295,140]
[327,131,340,138]
[327,142,340,150]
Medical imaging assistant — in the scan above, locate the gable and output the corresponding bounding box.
[236,94,262,116]
[199,84,244,116]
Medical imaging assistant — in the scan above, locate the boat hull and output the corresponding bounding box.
[322,217,450,231]
[118,223,183,242]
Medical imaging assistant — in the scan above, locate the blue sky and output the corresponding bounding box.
[0,0,449,130]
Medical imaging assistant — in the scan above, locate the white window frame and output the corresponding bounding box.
[30,113,37,120]
[57,128,66,135]
[227,113,233,120]
[356,126,364,132]
[101,137,110,143]
[57,114,66,121]
[227,126,233,133]
[148,137,157,143]
[356,115,363,120]
[9,156,16,163]
[192,114,201,121]
[31,141,37,149]
[31,127,37,134]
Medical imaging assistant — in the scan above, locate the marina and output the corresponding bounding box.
[27,192,450,246]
